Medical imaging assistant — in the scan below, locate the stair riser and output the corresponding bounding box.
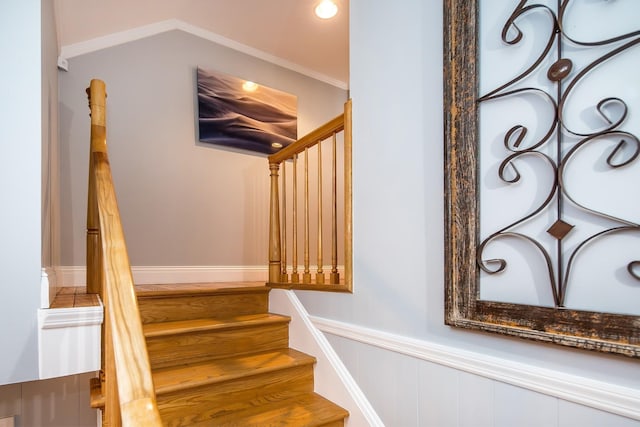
[158,365,314,427]
[147,323,289,369]
[138,292,269,323]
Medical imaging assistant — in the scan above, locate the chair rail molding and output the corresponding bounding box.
[310,315,640,421]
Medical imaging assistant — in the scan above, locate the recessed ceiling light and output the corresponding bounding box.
[271,142,283,149]
[315,0,338,19]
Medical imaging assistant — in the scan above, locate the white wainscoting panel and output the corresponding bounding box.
[493,382,558,427]
[558,400,640,427]
[37,304,103,379]
[361,344,419,426]
[418,359,459,427]
[458,370,494,427]
[313,315,640,425]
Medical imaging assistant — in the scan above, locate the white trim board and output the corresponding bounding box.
[270,290,384,427]
[59,19,349,90]
[56,265,268,286]
[310,316,640,421]
[38,304,103,379]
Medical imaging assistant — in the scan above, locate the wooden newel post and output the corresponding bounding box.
[86,79,107,296]
[269,163,282,283]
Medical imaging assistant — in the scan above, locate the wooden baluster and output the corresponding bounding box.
[344,99,353,289]
[303,148,311,283]
[269,163,282,283]
[291,155,300,283]
[87,80,107,296]
[330,132,340,284]
[280,162,288,283]
[316,143,325,284]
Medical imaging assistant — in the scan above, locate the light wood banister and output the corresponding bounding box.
[87,79,162,427]
[316,142,324,284]
[268,114,345,165]
[268,99,352,291]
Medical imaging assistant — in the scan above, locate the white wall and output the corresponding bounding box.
[294,1,640,426]
[41,0,61,305]
[58,29,347,268]
[0,0,44,385]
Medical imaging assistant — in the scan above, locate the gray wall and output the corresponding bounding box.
[0,0,49,385]
[59,30,347,267]
[0,372,96,427]
[295,1,640,426]
[41,0,60,303]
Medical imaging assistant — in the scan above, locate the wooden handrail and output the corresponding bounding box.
[268,99,353,291]
[87,79,162,427]
[268,113,345,165]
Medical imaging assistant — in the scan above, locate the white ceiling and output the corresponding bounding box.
[53,0,350,86]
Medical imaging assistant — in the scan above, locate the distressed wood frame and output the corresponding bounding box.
[443,0,640,357]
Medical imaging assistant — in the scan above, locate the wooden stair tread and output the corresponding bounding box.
[153,348,315,395]
[176,392,349,427]
[94,281,349,426]
[136,281,268,298]
[143,313,290,337]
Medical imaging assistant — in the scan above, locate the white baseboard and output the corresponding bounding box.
[310,316,640,421]
[55,265,268,287]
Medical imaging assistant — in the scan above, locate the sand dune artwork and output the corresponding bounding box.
[197,67,297,154]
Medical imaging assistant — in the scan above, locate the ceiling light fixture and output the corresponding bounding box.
[315,0,338,19]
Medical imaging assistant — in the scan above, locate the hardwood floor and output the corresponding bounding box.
[93,282,348,426]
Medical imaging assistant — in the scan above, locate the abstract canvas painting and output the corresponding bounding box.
[197,67,297,154]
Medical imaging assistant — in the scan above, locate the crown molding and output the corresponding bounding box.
[59,19,349,90]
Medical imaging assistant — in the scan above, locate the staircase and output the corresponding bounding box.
[92,281,348,426]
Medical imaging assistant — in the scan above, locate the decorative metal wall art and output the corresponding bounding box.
[444,0,640,357]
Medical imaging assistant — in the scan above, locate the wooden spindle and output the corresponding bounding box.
[280,162,288,282]
[291,155,300,283]
[331,132,340,284]
[269,163,282,283]
[303,148,311,284]
[265,98,353,291]
[344,99,353,290]
[316,143,325,284]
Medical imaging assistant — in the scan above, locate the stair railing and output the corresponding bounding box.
[86,79,163,427]
[268,99,352,292]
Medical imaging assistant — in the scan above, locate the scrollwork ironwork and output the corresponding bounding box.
[477,0,640,309]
